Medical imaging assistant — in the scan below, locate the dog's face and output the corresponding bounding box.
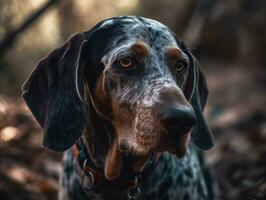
[22,16,213,179]
[89,17,195,156]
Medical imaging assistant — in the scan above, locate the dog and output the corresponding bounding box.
[22,16,218,200]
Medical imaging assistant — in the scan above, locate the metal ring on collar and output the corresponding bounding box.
[82,159,95,191]
[84,171,94,191]
[127,185,141,200]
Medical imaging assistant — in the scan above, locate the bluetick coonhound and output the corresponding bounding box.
[22,16,218,200]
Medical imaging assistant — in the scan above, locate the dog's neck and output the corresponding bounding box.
[80,85,153,181]
[80,105,151,183]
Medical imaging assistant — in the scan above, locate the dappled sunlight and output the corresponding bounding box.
[40,10,61,46]
[5,165,59,194]
[29,0,47,9]
[0,98,8,114]
[0,126,19,142]
[7,166,28,184]
[114,0,139,9]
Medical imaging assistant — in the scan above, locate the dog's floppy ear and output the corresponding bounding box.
[22,33,90,152]
[181,41,214,150]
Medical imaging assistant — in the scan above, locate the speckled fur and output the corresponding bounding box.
[58,16,218,199]
[97,16,191,155]
[60,145,218,200]
[22,16,218,200]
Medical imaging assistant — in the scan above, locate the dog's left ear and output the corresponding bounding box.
[181,41,214,150]
[22,33,91,152]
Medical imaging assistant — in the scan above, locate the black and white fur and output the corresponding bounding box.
[22,16,218,200]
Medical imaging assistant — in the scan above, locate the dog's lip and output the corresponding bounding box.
[118,131,191,156]
[162,131,191,156]
[166,126,192,135]
[166,131,190,144]
[153,131,190,153]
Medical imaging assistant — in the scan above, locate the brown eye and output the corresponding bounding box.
[119,57,133,68]
[175,62,185,72]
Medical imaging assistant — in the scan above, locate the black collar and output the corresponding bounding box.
[73,138,161,197]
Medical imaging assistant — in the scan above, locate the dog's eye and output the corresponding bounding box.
[119,57,133,68]
[175,61,186,72]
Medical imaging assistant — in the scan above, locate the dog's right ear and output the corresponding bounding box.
[179,40,214,150]
[22,33,90,152]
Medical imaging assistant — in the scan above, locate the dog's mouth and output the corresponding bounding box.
[128,131,191,172]
[104,131,191,180]
[119,130,191,157]
[104,116,192,180]
[151,130,191,156]
[164,132,191,157]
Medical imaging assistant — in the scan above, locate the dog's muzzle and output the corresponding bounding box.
[154,87,196,136]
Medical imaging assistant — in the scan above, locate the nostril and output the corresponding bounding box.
[160,106,196,131]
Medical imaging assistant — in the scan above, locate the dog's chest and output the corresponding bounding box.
[142,150,209,200]
[59,147,210,200]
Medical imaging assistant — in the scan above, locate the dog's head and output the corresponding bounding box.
[22,16,213,179]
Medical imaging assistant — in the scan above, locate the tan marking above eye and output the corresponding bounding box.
[131,42,149,57]
[167,47,182,59]
[167,47,186,72]
[119,57,133,68]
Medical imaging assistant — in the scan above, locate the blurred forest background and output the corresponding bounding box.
[0,0,265,200]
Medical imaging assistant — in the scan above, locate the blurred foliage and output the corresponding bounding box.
[0,0,265,200]
[0,0,265,94]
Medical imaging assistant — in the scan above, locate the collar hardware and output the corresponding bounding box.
[127,176,142,200]
[82,159,94,191]
[73,138,161,194]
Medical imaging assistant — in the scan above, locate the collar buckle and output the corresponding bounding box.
[127,176,142,200]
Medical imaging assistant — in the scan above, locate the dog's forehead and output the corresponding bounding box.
[99,16,178,47]
[100,16,168,30]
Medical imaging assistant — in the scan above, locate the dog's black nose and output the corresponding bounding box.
[160,106,196,134]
